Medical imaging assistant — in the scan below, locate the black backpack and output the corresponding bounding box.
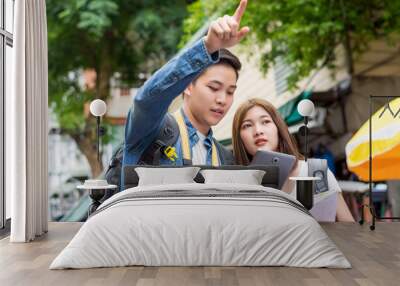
[105,113,234,192]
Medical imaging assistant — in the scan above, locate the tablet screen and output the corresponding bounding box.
[250,150,296,189]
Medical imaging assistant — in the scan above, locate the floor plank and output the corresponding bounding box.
[0,222,399,286]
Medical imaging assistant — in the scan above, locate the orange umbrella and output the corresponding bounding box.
[345,98,400,181]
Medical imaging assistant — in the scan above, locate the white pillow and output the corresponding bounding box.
[200,169,266,185]
[135,167,200,186]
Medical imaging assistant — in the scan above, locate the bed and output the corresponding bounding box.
[50,165,351,269]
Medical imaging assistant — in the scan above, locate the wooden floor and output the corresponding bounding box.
[0,222,399,286]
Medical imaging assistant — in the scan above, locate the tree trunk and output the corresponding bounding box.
[70,127,104,178]
[69,43,113,178]
[97,44,112,101]
[67,43,113,178]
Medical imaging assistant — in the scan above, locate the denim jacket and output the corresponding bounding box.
[122,39,223,180]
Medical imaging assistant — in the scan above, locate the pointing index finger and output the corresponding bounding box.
[233,0,248,23]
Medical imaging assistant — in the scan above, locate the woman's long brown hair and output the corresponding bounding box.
[232,98,304,165]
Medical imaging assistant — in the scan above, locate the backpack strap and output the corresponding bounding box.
[138,113,180,165]
[307,158,329,194]
[211,143,218,166]
[172,109,219,166]
[172,110,191,165]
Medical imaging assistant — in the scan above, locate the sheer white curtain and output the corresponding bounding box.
[7,0,48,242]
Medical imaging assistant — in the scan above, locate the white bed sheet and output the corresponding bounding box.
[50,183,350,269]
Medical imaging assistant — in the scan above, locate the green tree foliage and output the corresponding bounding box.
[183,0,400,87]
[47,0,188,176]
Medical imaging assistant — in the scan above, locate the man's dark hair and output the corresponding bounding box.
[218,48,241,79]
[192,48,241,84]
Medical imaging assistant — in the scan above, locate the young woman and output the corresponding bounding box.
[232,98,354,222]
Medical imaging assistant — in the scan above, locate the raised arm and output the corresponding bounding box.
[124,39,218,151]
[124,0,250,151]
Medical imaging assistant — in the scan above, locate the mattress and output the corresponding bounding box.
[50,183,351,269]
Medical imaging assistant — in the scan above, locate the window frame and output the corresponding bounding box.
[1,0,14,231]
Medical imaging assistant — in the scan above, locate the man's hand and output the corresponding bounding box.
[204,0,250,54]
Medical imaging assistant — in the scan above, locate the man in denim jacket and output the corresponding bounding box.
[123,0,250,183]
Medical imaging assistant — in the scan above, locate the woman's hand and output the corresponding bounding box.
[204,0,250,54]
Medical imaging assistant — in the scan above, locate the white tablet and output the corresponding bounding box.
[250,150,296,189]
